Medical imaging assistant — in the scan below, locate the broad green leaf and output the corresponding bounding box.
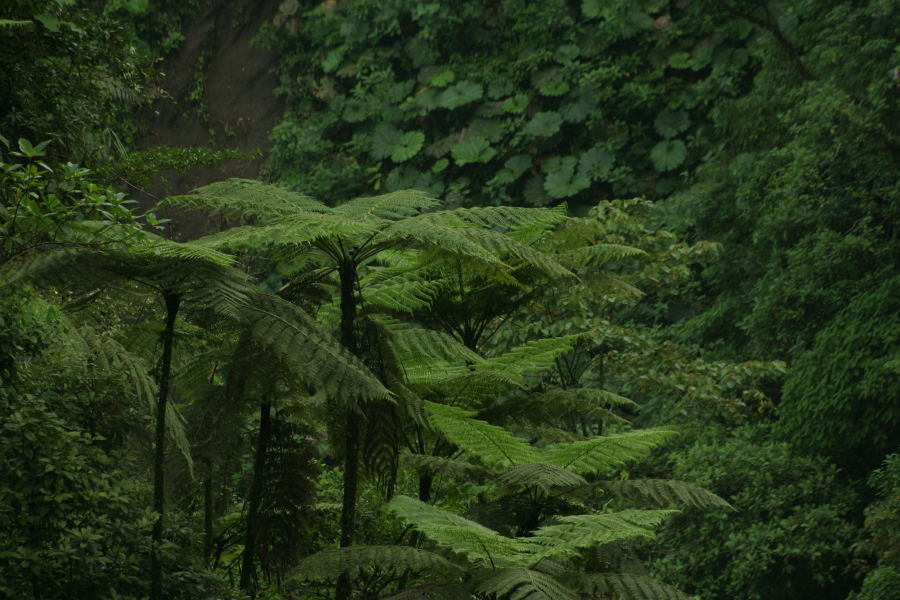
[470,118,505,142]
[34,12,61,31]
[322,48,344,73]
[439,81,483,109]
[488,79,515,99]
[371,123,403,160]
[414,172,446,197]
[554,44,580,63]
[560,93,598,123]
[386,166,420,192]
[668,52,693,69]
[493,155,532,184]
[578,147,615,180]
[342,98,369,122]
[650,140,687,171]
[581,0,602,18]
[432,158,449,173]
[429,69,456,87]
[545,166,590,199]
[451,136,497,165]
[502,94,530,113]
[391,131,425,163]
[522,112,563,138]
[539,80,571,97]
[654,109,690,139]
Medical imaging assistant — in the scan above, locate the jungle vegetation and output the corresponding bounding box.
[1,1,899,600]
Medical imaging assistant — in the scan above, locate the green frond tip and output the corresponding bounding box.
[598,479,734,510]
[163,178,330,219]
[381,582,472,600]
[575,573,694,600]
[289,545,466,582]
[425,401,540,468]
[548,429,678,475]
[473,568,577,600]
[333,189,441,220]
[400,454,492,480]
[481,334,585,377]
[497,462,587,496]
[524,510,678,563]
[388,495,522,565]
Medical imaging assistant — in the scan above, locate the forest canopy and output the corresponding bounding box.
[1,1,899,600]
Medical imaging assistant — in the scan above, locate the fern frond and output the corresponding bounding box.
[547,429,678,475]
[425,401,540,468]
[598,479,733,510]
[482,389,634,429]
[134,236,235,266]
[191,214,378,252]
[332,190,440,220]
[473,568,577,600]
[389,328,485,374]
[381,582,473,600]
[418,204,568,232]
[483,335,584,377]
[452,227,572,280]
[0,19,32,28]
[164,178,329,219]
[497,463,587,496]
[566,243,646,267]
[388,495,522,565]
[524,511,677,563]
[240,293,392,404]
[361,269,444,313]
[512,427,585,445]
[414,369,523,406]
[574,573,693,600]
[290,545,465,582]
[400,454,492,480]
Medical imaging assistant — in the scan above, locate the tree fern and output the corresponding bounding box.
[400,454,492,480]
[331,190,440,220]
[497,463,588,497]
[573,573,694,600]
[424,401,539,468]
[598,479,733,510]
[290,545,466,582]
[380,582,473,600]
[388,495,522,566]
[548,429,678,475]
[473,568,577,600]
[164,178,329,219]
[524,511,677,564]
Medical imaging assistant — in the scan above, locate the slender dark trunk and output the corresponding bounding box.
[150,291,182,600]
[204,459,214,562]
[240,401,272,596]
[336,260,360,600]
[418,474,433,503]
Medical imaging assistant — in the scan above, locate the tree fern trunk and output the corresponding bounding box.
[204,460,214,562]
[336,260,360,600]
[150,291,181,600]
[240,401,272,596]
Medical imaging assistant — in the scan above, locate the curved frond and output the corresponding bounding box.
[425,401,540,468]
[361,269,445,313]
[240,293,392,404]
[474,568,577,600]
[547,429,678,475]
[290,545,466,582]
[191,213,378,252]
[381,582,473,600]
[598,479,733,510]
[574,573,694,600]
[400,454,492,480]
[481,389,634,429]
[566,243,646,267]
[164,178,330,219]
[525,511,677,563]
[388,495,522,565]
[415,369,524,406]
[333,189,441,220]
[483,335,584,377]
[389,328,486,375]
[497,463,587,496]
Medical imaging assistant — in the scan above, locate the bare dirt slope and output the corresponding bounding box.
[136,0,285,239]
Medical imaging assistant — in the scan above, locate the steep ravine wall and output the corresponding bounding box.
[135,0,285,239]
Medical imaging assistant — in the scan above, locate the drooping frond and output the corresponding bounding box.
[566,243,646,267]
[473,568,577,600]
[388,328,486,377]
[289,545,466,582]
[574,573,694,600]
[513,427,584,445]
[524,511,677,564]
[361,268,445,313]
[388,495,522,565]
[425,401,539,468]
[132,235,236,266]
[240,293,392,405]
[547,429,678,475]
[452,227,572,280]
[332,189,441,221]
[418,204,568,232]
[381,582,473,600]
[400,454,492,480]
[480,389,634,429]
[412,368,522,401]
[483,335,584,377]
[597,479,733,510]
[497,463,587,496]
[164,178,330,219]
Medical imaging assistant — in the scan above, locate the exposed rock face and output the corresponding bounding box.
[136,0,285,239]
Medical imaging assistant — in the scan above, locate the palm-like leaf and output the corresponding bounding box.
[547,429,678,475]
[598,479,733,510]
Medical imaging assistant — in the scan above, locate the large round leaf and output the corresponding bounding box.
[654,109,690,139]
[370,123,403,160]
[523,112,563,138]
[560,93,598,123]
[451,136,497,165]
[578,147,615,180]
[391,131,425,163]
[439,81,484,109]
[502,94,530,114]
[492,154,532,184]
[650,139,687,171]
[544,166,590,199]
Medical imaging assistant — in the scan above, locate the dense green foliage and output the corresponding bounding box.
[4,0,900,599]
